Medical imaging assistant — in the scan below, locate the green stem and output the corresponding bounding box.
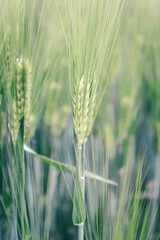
[72,143,86,238]
[78,144,85,195]
[78,223,84,240]
[13,117,26,239]
[78,144,85,240]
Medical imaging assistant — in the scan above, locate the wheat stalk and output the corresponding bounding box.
[56,0,160,238]
[0,0,57,238]
[58,0,129,238]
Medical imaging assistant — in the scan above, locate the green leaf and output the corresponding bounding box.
[24,144,118,186]
[24,144,75,173]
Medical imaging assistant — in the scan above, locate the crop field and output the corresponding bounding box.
[0,0,160,239]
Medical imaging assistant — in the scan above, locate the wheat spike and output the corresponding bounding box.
[72,76,97,148]
[23,59,32,141]
[64,0,128,148]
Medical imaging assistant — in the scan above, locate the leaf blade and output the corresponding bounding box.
[24,144,118,186]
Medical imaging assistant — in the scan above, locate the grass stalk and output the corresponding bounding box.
[72,143,86,239]
[78,223,84,240]
[13,117,25,239]
[78,144,85,240]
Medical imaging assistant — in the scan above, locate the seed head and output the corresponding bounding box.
[72,75,97,148]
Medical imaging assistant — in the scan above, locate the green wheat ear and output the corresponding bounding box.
[72,75,97,148]
[0,91,5,146]
[10,57,33,144]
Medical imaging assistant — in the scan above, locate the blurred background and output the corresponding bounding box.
[0,0,160,239]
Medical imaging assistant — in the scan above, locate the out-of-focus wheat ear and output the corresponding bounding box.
[23,59,32,142]
[16,57,25,121]
[10,101,20,144]
[5,42,12,88]
[0,94,5,146]
[10,58,24,144]
[10,57,33,144]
